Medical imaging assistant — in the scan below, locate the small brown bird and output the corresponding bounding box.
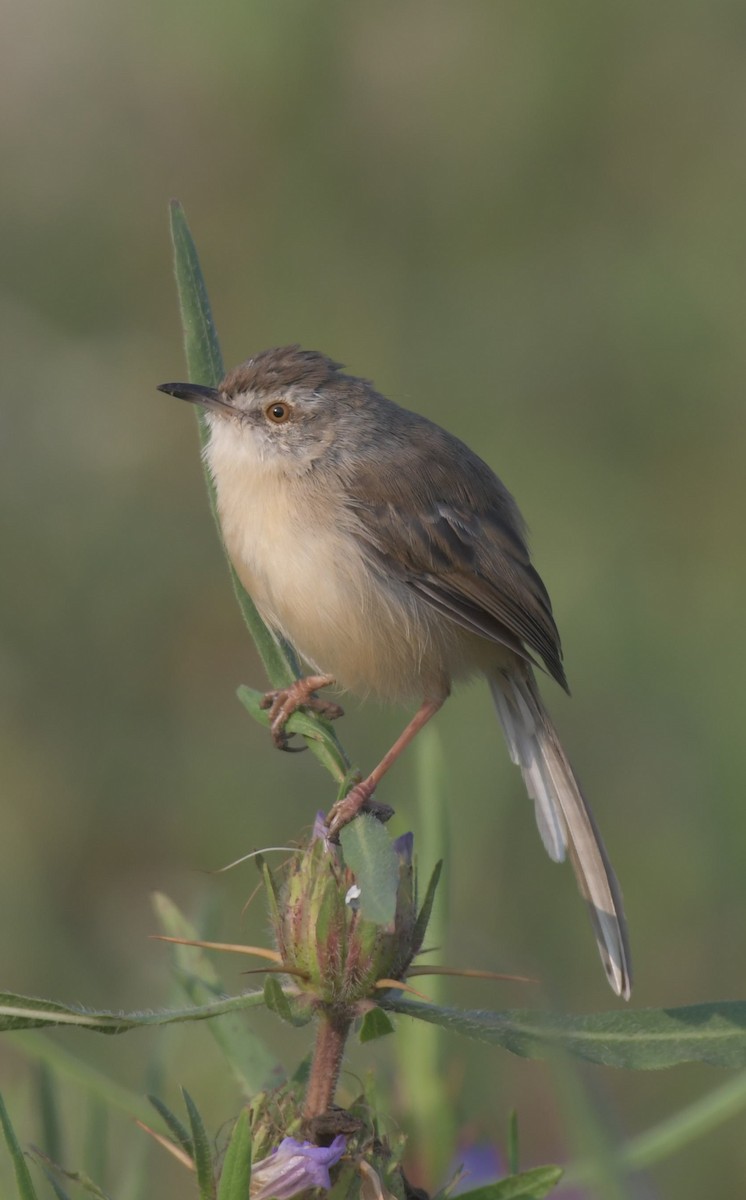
[159,346,631,998]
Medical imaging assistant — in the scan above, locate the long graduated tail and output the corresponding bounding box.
[489,666,632,999]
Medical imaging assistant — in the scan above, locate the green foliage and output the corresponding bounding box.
[148,1095,193,1159]
[237,685,350,784]
[216,1108,252,1200]
[0,1093,40,1200]
[183,1089,216,1200]
[263,976,311,1028]
[358,1008,395,1043]
[0,989,266,1034]
[340,815,400,926]
[454,1167,563,1200]
[386,997,746,1069]
[169,201,350,779]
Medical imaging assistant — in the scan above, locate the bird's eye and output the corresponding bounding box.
[266,401,291,424]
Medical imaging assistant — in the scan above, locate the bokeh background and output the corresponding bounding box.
[2,1,746,1195]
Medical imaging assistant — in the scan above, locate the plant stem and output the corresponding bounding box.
[304,1010,353,1120]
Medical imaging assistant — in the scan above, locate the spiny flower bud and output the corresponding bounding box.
[268,816,434,1012]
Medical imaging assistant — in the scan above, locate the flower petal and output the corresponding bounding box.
[251,1135,346,1200]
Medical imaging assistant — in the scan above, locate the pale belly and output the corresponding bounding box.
[212,465,488,702]
[207,432,510,702]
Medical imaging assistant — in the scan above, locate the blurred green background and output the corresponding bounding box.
[2,1,746,1195]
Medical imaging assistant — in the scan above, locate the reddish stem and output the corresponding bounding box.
[303,1009,353,1120]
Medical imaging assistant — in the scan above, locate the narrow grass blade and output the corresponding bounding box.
[147,1095,193,1159]
[0,1093,39,1200]
[397,727,453,1184]
[182,1090,216,1200]
[168,202,350,778]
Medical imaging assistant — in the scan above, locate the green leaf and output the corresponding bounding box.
[262,977,311,1027]
[0,1093,39,1200]
[153,892,283,1093]
[168,199,223,392]
[167,202,351,782]
[0,989,265,1035]
[340,816,399,927]
[237,686,349,783]
[217,1108,252,1200]
[412,859,443,954]
[455,1165,563,1200]
[359,1008,395,1043]
[385,997,746,1069]
[182,1090,216,1200]
[147,1095,193,1159]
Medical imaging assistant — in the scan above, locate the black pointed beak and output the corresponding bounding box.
[157,381,232,412]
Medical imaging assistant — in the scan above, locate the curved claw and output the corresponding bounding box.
[260,674,339,755]
[278,737,307,754]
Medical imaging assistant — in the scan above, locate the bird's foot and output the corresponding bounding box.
[260,674,343,751]
[326,780,395,842]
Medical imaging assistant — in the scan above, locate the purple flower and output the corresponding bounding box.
[449,1142,504,1194]
[311,811,330,847]
[251,1134,346,1200]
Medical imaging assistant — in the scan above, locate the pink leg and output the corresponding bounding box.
[326,698,444,840]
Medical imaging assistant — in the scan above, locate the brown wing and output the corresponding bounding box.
[343,430,568,692]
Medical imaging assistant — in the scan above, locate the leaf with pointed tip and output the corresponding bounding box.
[412,860,443,954]
[237,687,349,783]
[168,201,350,780]
[262,977,311,1028]
[147,1096,193,1159]
[359,1008,395,1043]
[340,816,399,927]
[0,989,265,1035]
[455,1166,563,1200]
[216,1109,252,1200]
[0,1093,39,1200]
[385,997,746,1069]
[182,1090,215,1200]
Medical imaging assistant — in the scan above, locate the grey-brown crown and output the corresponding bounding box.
[220,345,345,398]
